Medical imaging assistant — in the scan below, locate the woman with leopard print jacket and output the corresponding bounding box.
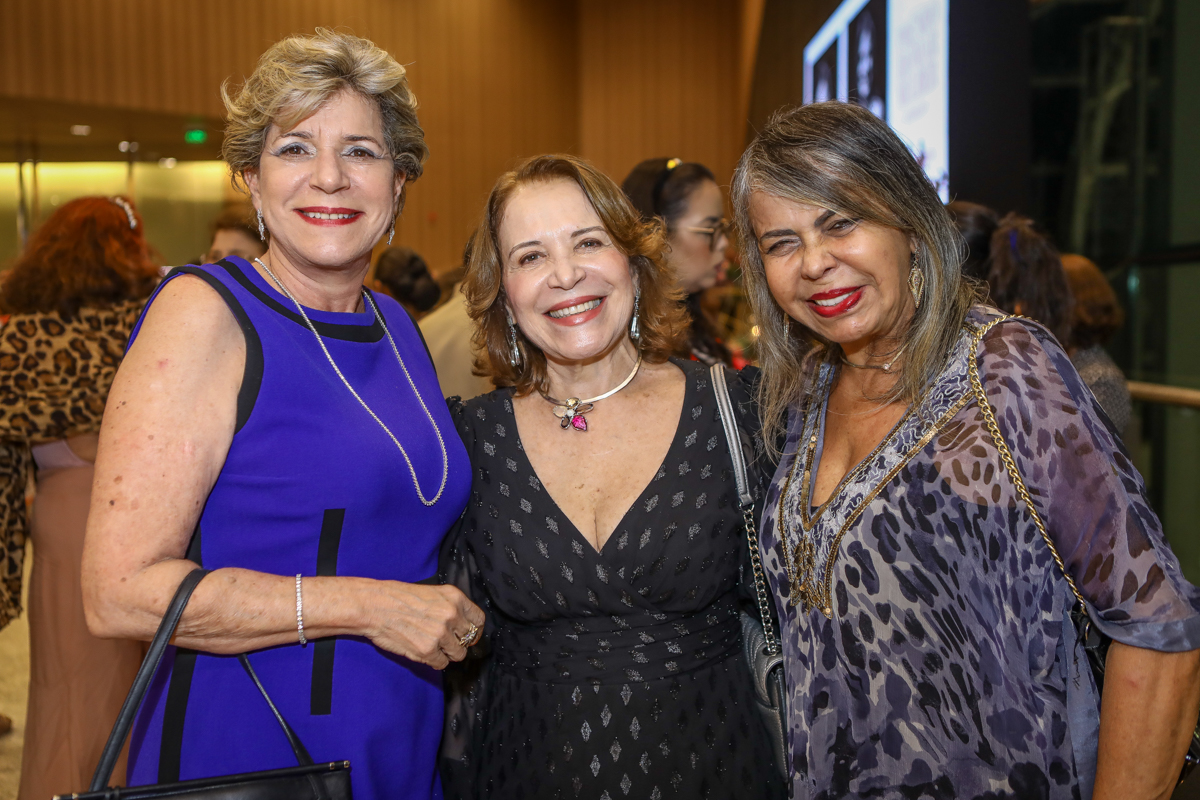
[0,195,159,798]
[730,102,1200,800]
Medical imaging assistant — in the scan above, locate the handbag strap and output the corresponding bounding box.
[89,568,317,792]
[966,316,1090,611]
[710,364,781,656]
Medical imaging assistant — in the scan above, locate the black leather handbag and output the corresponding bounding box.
[710,364,790,781]
[60,568,352,800]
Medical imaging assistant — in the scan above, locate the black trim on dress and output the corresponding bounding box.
[159,523,204,783]
[164,266,264,433]
[311,509,345,716]
[216,259,385,343]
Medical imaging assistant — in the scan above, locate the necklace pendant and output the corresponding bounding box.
[570,414,588,431]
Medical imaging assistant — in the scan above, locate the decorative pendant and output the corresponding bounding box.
[551,398,595,432]
[540,354,642,433]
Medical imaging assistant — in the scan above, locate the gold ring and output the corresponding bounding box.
[457,623,479,648]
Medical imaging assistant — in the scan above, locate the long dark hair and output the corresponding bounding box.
[1,196,159,317]
[986,213,1072,345]
[374,246,441,312]
[622,158,731,365]
[947,200,999,283]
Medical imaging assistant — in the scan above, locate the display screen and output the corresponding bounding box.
[804,0,949,199]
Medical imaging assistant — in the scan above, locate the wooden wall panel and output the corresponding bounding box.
[0,0,579,273]
[746,0,842,141]
[577,0,742,188]
[0,0,750,267]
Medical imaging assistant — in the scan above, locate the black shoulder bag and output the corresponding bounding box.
[710,364,790,780]
[60,568,352,800]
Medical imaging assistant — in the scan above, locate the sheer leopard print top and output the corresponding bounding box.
[0,300,142,627]
[760,305,1200,799]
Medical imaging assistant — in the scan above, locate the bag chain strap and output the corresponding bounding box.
[709,364,781,656]
[966,316,1089,611]
[745,505,781,655]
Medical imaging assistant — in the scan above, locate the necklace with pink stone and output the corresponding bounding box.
[539,354,642,432]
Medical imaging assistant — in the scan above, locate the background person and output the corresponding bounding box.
[1063,253,1132,436]
[371,245,441,318]
[984,211,1074,346]
[440,154,785,800]
[202,204,266,265]
[732,101,1200,799]
[81,30,482,798]
[0,196,158,798]
[419,238,493,400]
[623,157,736,366]
[946,199,999,283]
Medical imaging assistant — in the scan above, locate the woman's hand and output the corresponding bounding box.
[358,581,485,669]
[1094,641,1200,800]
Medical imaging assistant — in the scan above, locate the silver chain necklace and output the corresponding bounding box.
[255,258,448,506]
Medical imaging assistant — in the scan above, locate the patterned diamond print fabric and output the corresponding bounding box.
[441,358,785,800]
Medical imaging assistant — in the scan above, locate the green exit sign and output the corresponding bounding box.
[184,129,208,144]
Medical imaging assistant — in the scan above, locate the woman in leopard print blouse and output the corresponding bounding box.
[0,194,159,796]
[730,102,1200,799]
[0,195,158,798]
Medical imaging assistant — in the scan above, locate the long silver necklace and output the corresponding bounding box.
[539,353,642,432]
[255,258,448,506]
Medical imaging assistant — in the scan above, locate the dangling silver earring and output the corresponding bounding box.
[256,209,266,242]
[386,220,395,247]
[506,313,523,369]
[907,252,924,310]
[630,288,641,342]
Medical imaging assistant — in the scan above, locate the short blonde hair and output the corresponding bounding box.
[731,103,982,452]
[222,28,428,203]
[463,154,689,396]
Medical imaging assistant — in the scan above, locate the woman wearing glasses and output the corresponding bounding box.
[623,158,734,366]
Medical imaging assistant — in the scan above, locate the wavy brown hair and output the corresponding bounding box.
[731,103,982,452]
[1062,253,1122,351]
[1,196,158,317]
[463,154,689,396]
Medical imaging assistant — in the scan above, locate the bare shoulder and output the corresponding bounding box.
[128,273,243,359]
[106,273,244,436]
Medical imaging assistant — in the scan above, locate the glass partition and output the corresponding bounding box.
[1112,259,1200,581]
[0,160,233,270]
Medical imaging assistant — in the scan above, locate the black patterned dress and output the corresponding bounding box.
[441,359,785,800]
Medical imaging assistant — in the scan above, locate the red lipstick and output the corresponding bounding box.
[807,287,863,318]
[545,296,604,326]
[295,207,363,226]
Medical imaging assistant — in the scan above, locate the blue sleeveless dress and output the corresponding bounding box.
[124,257,471,800]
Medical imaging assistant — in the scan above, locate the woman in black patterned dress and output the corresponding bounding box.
[440,155,784,800]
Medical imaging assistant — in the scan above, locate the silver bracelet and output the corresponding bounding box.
[295,573,307,647]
